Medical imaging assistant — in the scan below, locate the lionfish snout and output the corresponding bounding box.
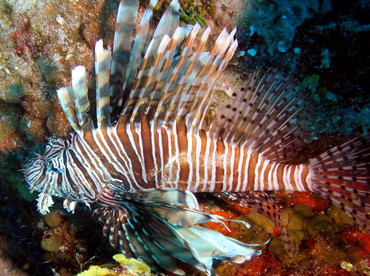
[24,137,68,214]
[24,154,47,192]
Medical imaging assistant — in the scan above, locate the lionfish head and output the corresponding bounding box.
[24,137,68,214]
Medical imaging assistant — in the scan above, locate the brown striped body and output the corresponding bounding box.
[69,116,312,203]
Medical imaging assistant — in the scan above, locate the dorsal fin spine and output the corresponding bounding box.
[185,32,238,130]
[95,39,112,128]
[129,35,171,123]
[158,24,203,123]
[57,87,81,133]
[153,0,180,39]
[71,66,90,128]
[125,0,159,87]
[193,38,238,132]
[110,0,139,119]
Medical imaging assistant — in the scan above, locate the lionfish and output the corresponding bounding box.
[24,0,369,274]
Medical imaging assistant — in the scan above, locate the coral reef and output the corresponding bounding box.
[77,254,151,276]
[236,0,369,136]
[0,0,368,275]
[238,0,322,56]
[0,0,114,151]
[206,191,370,276]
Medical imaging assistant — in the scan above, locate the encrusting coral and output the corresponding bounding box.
[77,254,151,276]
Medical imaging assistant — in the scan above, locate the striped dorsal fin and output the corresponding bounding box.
[57,87,79,132]
[118,0,187,124]
[118,16,237,128]
[159,26,237,129]
[182,28,238,130]
[120,24,193,124]
[95,39,112,128]
[109,0,139,121]
[58,0,238,133]
[155,26,237,128]
[58,0,158,131]
[123,0,159,99]
[205,69,310,163]
[57,66,91,134]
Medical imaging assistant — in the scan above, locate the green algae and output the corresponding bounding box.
[293,204,315,218]
[41,232,62,252]
[307,215,336,237]
[326,205,354,229]
[6,82,24,102]
[286,213,310,231]
[44,211,63,227]
[0,101,22,143]
[77,254,151,276]
[268,237,287,259]
[230,212,274,246]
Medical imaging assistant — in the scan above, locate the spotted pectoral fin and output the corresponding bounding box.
[98,191,262,275]
[217,192,282,228]
[93,207,132,256]
[93,205,188,275]
[113,188,199,209]
[36,193,54,215]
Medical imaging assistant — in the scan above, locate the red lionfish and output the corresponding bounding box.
[24,0,369,274]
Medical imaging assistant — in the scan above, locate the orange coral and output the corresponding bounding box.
[286,192,329,212]
[204,210,237,236]
[341,227,370,256]
[216,252,285,276]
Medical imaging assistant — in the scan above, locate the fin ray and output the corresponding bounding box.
[95,39,112,127]
[309,135,370,229]
[72,66,91,129]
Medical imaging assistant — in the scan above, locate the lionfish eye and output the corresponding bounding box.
[46,161,63,174]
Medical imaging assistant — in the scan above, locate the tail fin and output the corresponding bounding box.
[94,189,262,275]
[309,136,370,229]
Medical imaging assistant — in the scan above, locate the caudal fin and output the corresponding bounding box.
[309,136,370,229]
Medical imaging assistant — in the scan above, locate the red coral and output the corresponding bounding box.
[204,210,237,236]
[301,236,318,251]
[340,227,370,256]
[16,46,25,56]
[286,192,329,212]
[219,252,287,276]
